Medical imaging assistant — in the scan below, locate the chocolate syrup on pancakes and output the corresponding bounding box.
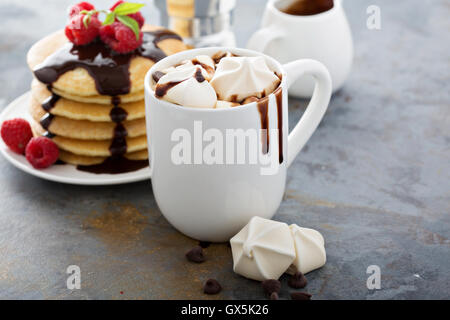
[31,30,179,173]
[109,96,129,158]
[77,157,148,174]
[40,113,54,131]
[109,97,128,157]
[33,30,182,96]
[42,91,60,112]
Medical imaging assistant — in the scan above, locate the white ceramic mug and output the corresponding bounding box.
[144,47,331,242]
[247,0,353,98]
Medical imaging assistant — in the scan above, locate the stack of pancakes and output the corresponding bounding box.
[26,25,188,166]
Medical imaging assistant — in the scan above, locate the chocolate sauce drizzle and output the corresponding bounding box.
[42,91,60,112]
[77,97,148,174]
[256,86,284,164]
[155,67,207,99]
[257,99,270,155]
[194,68,206,83]
[109,97,128,157]
[152,71,166,83]
[275,87,283,164]
[32,30,178,173]
[155,81,182,98]
[192,59,215,75]
[77,157,148,174]
[40,113,54,131]
[33,30,182,97]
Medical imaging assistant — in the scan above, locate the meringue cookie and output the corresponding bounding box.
[210,56,280,102]
[230,216,296,281]
[156,63,217,109]
[287,224,326,275]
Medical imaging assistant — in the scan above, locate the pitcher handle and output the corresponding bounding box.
[247,27,283,52]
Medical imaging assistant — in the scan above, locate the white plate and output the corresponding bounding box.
[0,92,151,185]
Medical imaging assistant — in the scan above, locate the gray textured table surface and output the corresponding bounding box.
[0,0,449,300]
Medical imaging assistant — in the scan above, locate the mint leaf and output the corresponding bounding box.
[83,14,91,29]
[103,12,116,26]
[113,2,145,15]
[117,15,140,40]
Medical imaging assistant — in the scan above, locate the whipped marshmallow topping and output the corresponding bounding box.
[287,224,326,275]
[215,100,240,109]
[230,217,296,281]
[191,55,215,80]
[230,217,327,281]
[210,56,281,102]
[156,60,217,108]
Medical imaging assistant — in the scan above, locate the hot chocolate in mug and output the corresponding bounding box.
[144,47,332,242]
[247,0,353,98]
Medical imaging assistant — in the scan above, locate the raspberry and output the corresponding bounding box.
[110,0,145,28]
[1,118,33,154]
[25,137,59,169]
[65,14,101,45]
[68,2,96,18]
[100,22,143,54]
[128,12,145,28]
[110,0,125,11]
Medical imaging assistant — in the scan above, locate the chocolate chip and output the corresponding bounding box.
[185,246,205,263]
[262,279,281,295]
[291,292,312,300]
[288,272,307,289]
[199,241,211,248]
[270,292,279,300]
[204,279,222,295]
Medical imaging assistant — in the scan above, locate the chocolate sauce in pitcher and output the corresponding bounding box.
[32,30,180,174]
[281,0,334,16]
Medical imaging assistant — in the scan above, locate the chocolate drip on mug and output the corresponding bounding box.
[257,98,270,154]
[275,87,283,164]
[256,85,283,163]
[33,30,182,97]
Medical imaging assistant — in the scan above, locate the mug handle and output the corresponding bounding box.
[284,60,332,167]
[247,27,283,52]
